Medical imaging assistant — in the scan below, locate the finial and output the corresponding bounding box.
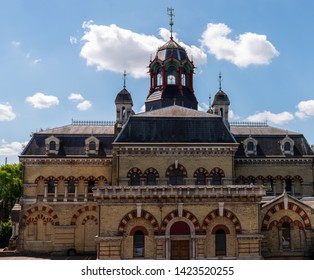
[123,70,127,89]
[167,7,175,39]
[209,93,212,108]
[218,72,223,90]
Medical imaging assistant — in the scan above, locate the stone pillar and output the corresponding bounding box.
[53,185,58,202]
[74,184,78,202]
[43,185,48,202]
[63,185,68,202]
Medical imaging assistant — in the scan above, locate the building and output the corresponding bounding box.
[16,15,314,260]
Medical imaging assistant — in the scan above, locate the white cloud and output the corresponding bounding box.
[70,36,78,45]
[246,111,294,125]
[33,58,42,64]
[80,22,207,78]
[0,140,27,156]
[68,93,84,101]
[200,23,279,67]
[0,103,16,121]
[295,100,314,119]
[11,41,21,47]
[229,109,240,121]
[77,100,92,111]
[25,92,59,109]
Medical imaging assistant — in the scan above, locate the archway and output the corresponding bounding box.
[170,221,190,260]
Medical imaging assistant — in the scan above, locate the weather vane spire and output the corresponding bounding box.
[123,70,127,89]
[218,72,223,90]
[167,7,175,39]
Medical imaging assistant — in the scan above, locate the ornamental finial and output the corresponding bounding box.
[167,7,175,39]
[123,70,127,89]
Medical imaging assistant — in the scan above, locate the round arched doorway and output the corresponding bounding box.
[170,221,190,260]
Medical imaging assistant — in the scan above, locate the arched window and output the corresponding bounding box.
[284,142,291,152]
[122,107,126,122]
[167,66,177,85]
[130,172,141,186]
[282,222,291,249]
[47,179,55,194]
[133,230,145,257]
[285,178,292,193]
[211,173,222,185]
[146,172,156,186]
[264,178,274,195]
[215,229,226,256]
[220,108,223,117]
[68,179,75,193]
[49,141,56,151]
[157,73,162,86]
[88,180,95,193]
[89,141,96,151]
[169,169,184,185]
[196,172,206,185]
[181,73,186,86]
[247,141,254,152]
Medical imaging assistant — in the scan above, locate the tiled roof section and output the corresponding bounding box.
[231,125,298,135]
[115,114,236,144]
[21,124,115,156]
[231,125,314,157]
[137,105,220,118]
[36,124,114,135]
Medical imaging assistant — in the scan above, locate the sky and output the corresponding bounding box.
[1,0,314,164]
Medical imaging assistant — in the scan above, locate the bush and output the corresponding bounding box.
[0,220,12,248]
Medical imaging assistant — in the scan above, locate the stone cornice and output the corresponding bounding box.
[235,158,313,166]
[20,157,112,166]
[114,145,238,157]
[93,185,265,203]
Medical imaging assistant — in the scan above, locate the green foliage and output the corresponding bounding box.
[0,164,22,220]
[0,220,12,248]
[311,145,314,151]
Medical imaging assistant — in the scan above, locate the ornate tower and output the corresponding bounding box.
[115,71,133,135]
[145,8,198,111]
[212,73,230,127]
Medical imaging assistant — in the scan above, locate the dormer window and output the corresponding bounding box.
[243,137,258,156]
[49,141,56,151]
[85,136,99,155]
[280,136,294,156]
[45,136,60,155]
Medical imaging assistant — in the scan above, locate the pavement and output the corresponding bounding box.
[0,248,96,260]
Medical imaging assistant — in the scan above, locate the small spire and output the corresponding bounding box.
[209,93,212,108]
[218,72,223,90]
[123,70,127,89]
[167,7,175,39]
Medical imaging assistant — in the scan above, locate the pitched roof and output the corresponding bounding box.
[231,124,314,157]
[21,124,114,157]
[115,106,236,144]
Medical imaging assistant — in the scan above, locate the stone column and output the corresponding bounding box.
[43,185,48,202]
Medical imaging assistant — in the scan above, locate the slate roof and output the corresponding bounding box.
[115,106,236,144]
[231,125,314,157]
[20,124,115,157]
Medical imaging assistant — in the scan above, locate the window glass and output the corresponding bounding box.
[49,141,56,151]
[130,173,140,186]
[68,180,75,193]
[196,172,206,185]
[47,179,55,193]
[146,172,156,186]
[133,230,144,257]
[88,180,95,193]
[211,173,221,185]
[215,229,226,256]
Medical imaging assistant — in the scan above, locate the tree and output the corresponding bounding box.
[311,144,314,151]
[0,164,22,220]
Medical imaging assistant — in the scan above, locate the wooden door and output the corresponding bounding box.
[171,240,190,259]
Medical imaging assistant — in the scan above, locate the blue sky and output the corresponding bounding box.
[1,0,314,164]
